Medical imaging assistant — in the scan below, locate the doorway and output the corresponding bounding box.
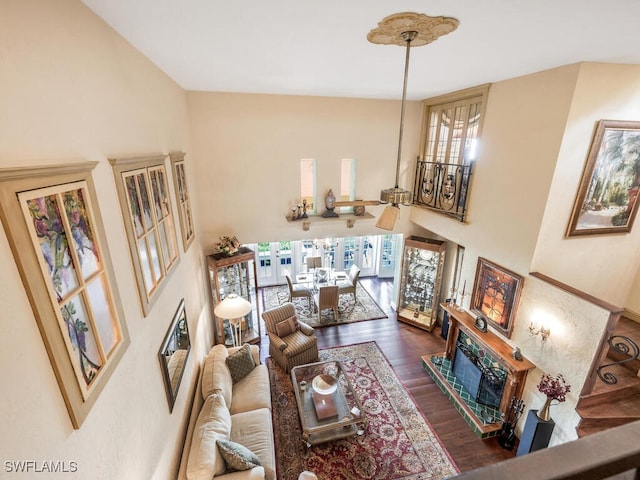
[249,234,403,287]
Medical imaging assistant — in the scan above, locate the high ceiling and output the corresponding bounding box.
[82,0,640,100]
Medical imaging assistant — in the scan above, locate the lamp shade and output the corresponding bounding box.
[375,205,400,231]
[214,294,252,319]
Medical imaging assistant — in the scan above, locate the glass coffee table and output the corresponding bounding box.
[291,360,367,447]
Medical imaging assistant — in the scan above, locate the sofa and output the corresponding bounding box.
[178,343,275,480]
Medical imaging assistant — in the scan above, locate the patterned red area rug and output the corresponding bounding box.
[268,341,458,480]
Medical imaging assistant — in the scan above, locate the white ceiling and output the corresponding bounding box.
[82,0,640,100]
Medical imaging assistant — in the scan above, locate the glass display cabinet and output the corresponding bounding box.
[208,247,260,346]
[397,236,447,332]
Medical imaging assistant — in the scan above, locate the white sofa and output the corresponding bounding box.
[178,344,275,480]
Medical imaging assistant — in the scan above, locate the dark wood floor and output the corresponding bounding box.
[259,276,516,473]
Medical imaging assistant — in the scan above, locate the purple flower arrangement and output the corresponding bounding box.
[537,373,571,402]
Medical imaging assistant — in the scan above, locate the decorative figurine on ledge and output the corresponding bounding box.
[321,189,339,218]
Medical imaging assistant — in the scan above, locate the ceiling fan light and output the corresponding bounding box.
[379,187,412,205]
[375,205,401,231]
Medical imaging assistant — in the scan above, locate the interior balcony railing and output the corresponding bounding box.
[412,159,473,222]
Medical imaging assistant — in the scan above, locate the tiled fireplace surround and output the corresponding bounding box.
[423,304,536,438]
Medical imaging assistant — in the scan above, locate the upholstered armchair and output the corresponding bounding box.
[262,302,319,373]
[337,264,360,303]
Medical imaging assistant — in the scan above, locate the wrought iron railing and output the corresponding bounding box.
[413,159,473,222]
[597,335,640,384]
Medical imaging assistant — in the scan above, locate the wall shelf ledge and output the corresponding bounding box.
[285,212,374,230]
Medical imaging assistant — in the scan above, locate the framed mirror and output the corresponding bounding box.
[158,298,191,411]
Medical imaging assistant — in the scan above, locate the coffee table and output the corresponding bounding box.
[291,360,366,447]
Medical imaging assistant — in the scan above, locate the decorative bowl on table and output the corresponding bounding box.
[312,374,338,395]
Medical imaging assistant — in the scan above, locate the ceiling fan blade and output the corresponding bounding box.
[333,200,381,207]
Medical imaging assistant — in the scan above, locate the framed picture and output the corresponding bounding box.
[567,120,640,237]
[158,298,191,412]
[470,258,524,339]
[170,152,195,252]
[110,155,180,316]
[0,162,130,428]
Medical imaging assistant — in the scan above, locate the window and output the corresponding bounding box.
[110,155,179,316]
[421,84,488,165]
[0,162,129,428]
[339,158,356,214]
[170,152,195,252]
[414,84,490,221]
[300,158,316,214]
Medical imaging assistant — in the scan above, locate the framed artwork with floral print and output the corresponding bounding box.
[170,152,195,252]
[0,162,129,428]
[110,155,180,316]
[470,257,524,339]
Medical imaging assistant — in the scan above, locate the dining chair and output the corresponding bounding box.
[306,256,322,274]
[285,272,313,309]
[317,285,339,322]
[337,264,360,303]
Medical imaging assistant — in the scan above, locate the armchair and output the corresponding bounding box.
[262,302,319,373]
[337,264,360,303]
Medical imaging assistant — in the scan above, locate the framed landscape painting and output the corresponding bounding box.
[567,120,640,237]
[470,257,523,339]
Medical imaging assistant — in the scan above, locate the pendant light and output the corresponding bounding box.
[368,13,459,230]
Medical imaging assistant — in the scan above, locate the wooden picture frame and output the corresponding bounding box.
[110,155,180,316]
[470,258,523,339]
[0,162,130,428]
[169,152,195,252]
[567,120,640,237]
[158,298,191,412]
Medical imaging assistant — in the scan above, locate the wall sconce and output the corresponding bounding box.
[529,322,551,341]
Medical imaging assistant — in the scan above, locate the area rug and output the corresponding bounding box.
[268,341,459,480]
[262,282,387,328]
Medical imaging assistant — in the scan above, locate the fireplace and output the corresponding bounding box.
[422,303,535,438]
[453,341,506,410]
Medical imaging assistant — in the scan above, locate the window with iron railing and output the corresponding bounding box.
[414,85,490,221]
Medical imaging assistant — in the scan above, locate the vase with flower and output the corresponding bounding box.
[214,235,240,257]
[536,372,571,421]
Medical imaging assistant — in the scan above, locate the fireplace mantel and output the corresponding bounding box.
[422,303,536,438]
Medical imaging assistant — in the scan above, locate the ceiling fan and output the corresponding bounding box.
[340,12,460,231]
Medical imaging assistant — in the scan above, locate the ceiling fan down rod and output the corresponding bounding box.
[393,30,417,190]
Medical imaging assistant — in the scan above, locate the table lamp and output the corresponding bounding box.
[214,294,252,347]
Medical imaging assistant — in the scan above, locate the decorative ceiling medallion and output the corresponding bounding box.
[367,12,459,47]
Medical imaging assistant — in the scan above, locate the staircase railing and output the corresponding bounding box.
[597,335,640,384]
[412,159,472,222]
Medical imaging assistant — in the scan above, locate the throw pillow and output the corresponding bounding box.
[275,315,299,338]
[225,343,255,384]
[216,439,262,472]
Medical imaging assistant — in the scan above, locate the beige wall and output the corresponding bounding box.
[187,91,422,249]
[412,63,640,446]
[533,63,640,307]
[0,2,209,479]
